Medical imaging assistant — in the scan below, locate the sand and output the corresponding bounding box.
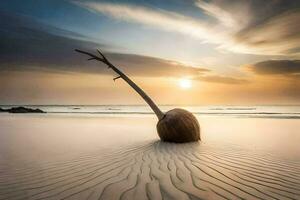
[0,114,299,200]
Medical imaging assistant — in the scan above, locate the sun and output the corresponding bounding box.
[179,78,192,89]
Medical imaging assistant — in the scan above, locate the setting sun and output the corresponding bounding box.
[179,78,192,89]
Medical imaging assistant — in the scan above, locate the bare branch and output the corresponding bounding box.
[75,48,164,120]
[75,49,104,62]
[97,49,108,62]
[113,76,121,81]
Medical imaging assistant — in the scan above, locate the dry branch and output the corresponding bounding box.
[75,49,164,120]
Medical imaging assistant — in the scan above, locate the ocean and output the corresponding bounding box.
[1,105,300,118]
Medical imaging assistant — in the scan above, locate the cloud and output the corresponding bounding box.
[248,60,300,76]
[73,1,227,44]
[0,12,207,78]
[103,53,209,77]
[0,12,105,72]
[75,0,300,56]
[195,75,249,84]
[195,0,249,29]
[196,0,300,56]
[233,9,300,56]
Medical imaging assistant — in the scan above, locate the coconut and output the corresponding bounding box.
[157,108,200,143]
[76,49,201,143]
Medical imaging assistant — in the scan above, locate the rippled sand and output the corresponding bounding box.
[0,114,299,200]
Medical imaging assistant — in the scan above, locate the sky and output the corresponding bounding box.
[0,0,299,105]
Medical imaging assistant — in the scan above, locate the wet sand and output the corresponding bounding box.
[0,114,299,199]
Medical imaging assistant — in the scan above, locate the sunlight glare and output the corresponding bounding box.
[179,78,192,89]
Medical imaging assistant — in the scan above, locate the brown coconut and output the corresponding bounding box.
[76,49,201,143]
[157,108,200,143]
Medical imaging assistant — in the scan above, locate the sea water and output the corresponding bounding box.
[1,105,300,118]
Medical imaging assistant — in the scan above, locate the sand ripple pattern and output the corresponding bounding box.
[0,141,300,200]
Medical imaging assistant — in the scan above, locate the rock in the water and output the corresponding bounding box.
[0,106,46,113]
[156,108,200,143]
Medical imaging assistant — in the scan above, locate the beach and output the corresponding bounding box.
[2,0,300,199]
[0,106,300,200]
